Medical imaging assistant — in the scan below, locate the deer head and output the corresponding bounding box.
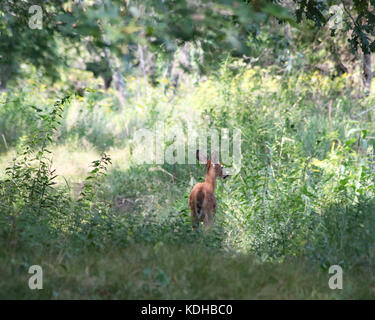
[196,150,229,180]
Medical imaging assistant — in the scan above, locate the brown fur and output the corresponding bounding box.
[188,151,227,230]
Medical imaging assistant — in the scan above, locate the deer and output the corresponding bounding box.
[188,150,228,230]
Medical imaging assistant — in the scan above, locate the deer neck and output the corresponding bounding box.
[205,166,216,192]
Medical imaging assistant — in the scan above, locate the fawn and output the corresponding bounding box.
[188,150,228,230]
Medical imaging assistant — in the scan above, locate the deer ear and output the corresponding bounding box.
[211,150,219,164]
[196,149,207,164]
[206,159,212,169]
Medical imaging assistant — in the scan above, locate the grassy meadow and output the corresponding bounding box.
[1,61,375,299]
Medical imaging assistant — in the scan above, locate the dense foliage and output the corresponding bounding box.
[1,0,375,299]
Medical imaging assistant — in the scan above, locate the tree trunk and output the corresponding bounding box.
[0,64,11,91]
[138,44,148,96]
[100,28,127,108]
[103,47,128,107]
[363,52,372,96]
[170,42,192,92]
[98,5,127,108]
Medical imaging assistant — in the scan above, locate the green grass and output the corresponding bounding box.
[2,243,374,299]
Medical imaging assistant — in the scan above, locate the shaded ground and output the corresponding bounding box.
[2,243,373,299]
